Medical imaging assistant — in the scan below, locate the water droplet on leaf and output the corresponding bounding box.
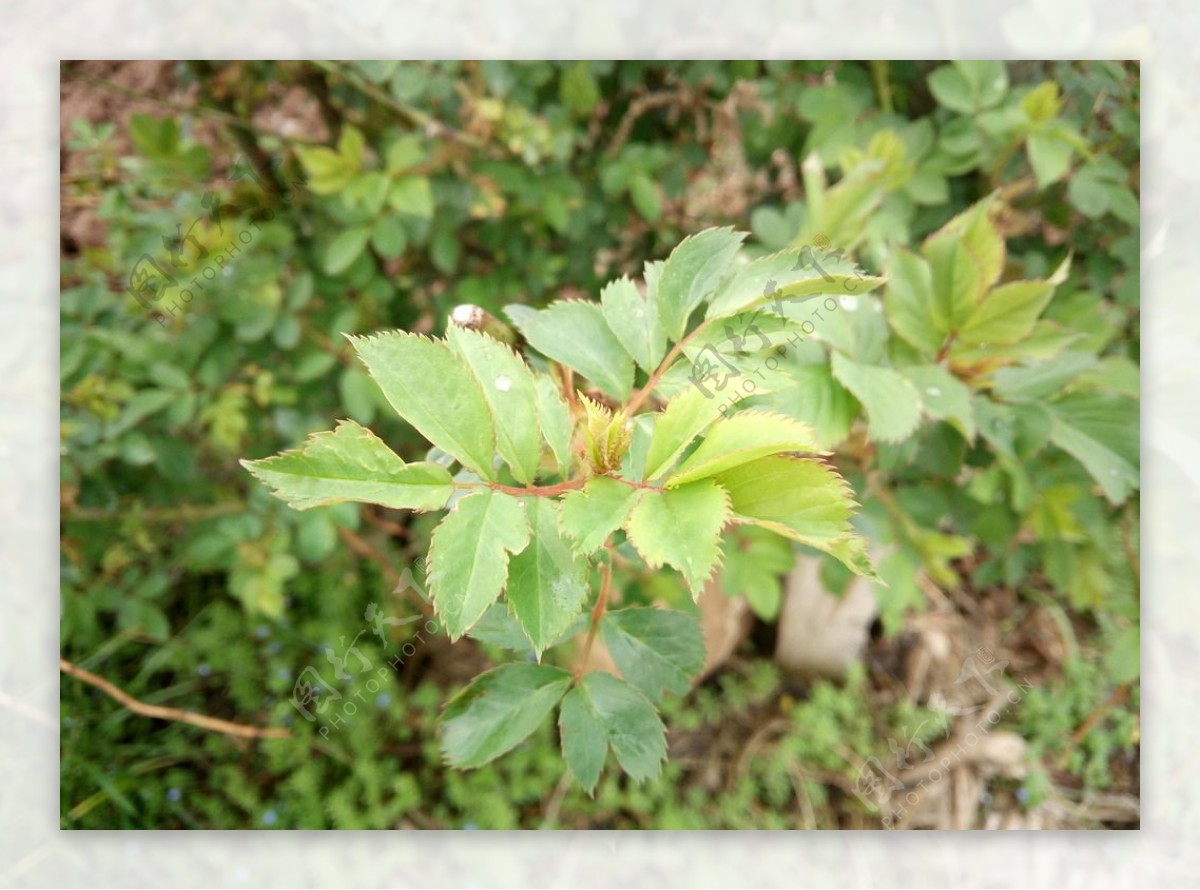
[494,375,512,392]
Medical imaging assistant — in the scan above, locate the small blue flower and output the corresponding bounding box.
[376,693,392,709]
[463,821,478,830]
[166,788,182,802]
[254,626,271,640]
[266,642,281,656]
[1016,787,1031,804]
[262,809,278,826]
[197,663,212,677]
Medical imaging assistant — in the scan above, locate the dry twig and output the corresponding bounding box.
[60,658,290,740]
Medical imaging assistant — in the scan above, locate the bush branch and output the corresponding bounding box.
[60,658,290,740]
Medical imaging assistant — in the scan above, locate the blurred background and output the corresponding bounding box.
[59,60,1139,830]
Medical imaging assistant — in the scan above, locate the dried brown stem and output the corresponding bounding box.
[60,658,290,740]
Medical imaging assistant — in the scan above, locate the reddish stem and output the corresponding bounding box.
[625,320,710,414]
[575,558,613,681]
[485,478,588,497]
[463,474,662,499]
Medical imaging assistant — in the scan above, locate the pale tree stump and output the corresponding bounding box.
[773,554,880,678]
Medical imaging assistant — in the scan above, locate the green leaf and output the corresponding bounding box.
[370,216,408,258]
[656,227,746,339]
[467,603,539,651]
[385,135,425,174]
[388,175,434,219]
[296,142,355,194]
[441,663,571,768]
[628,172,663,222]
[621,414,655,482]
[559,672,667,794]
[706,247,817,320]
[830,352,923,443]
[1076,356,1140,399]
[1027,133,1073,189]
[505,499,590,657]
[428,490,530,639]
[1047,394,1139,504]
[875,549,925,636]
[468,603,588,656]
[660,341,797,404]
[1021,81,1062,124]
[642,387,721,481]
[906,165,950,205]
[927,65,976,114]
[337,125,366,170]
[958,61,1009,107]
[559,61,600,116]
[921,199,1005,330]
[447,325,542,484]
[900,365,976,441]
[601,608,705,702]
[129,113,180,158]
[626,479,730,595]
[1068,161,1123,218]
[692,309,800,357]
[713,455,874,578]
[559,476,645,554]
[922,235,981,334]
[667,410,821,487]
[344,171,390,214]
[765,363,858,450]
[323,226,372,275]
[507,300,635,400]
[721,528,795,621]
[338,366,377,424]
[713,455,852,544]
[534,375,573,475]
[975,322,1086,364]
[884,248,944,356]
[993,351,1097,402]
[928,61,1007,114]
[241,420,452,511]
[1105,626,1140,684]
[707,247,885,321]
[349,331,496,478]
[958,280,1055,348]
[600,276,666,372]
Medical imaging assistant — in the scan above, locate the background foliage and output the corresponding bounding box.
[60,60,1139,829]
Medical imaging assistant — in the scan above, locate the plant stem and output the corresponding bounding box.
[60,658,290,740]
[575,557,613,681]
[186,61,285,199]
[455,474,664,498]
[65,502,245,522]
[483,478,588,497]
[934,331,958,364]
[310,60,483,148]
[870,61,894,115]
[625,319,711,414]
